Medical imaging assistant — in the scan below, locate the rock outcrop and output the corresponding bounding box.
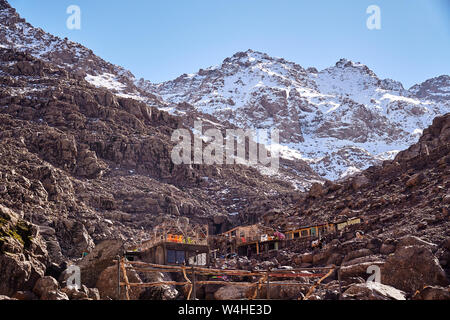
[0,205,48,297]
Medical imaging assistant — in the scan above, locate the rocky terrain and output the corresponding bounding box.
[0,0,449,301]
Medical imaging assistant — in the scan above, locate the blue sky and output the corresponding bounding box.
[8,0,450,88]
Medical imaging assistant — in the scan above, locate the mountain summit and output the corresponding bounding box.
[410,75,450,103]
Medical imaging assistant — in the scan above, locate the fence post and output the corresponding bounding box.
[120,257,131,300]
[191,266,196,300]
[266,269,270,300]
[117,255,121,299]
[337,266,342,300]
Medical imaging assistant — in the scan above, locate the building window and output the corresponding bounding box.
[167,250,176,264]
[189,253,207,266]
[176,251,185,264]
[167,250,185,264]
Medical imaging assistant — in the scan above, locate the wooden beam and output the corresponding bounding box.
[117,255,121,298]
[182,267,193,300]
[120,281,320,287]
[304,268,334,300]
[120,258,130,300]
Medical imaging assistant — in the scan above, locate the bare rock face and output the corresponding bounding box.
[0,0,449,301]
[0,44,298,266]
[0,205,48,297]
[382,244,449,293]
[395,113,450,162]
[308,183,325,199]
[78,240,124,288]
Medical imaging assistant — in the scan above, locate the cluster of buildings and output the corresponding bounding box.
[125,217,362,267]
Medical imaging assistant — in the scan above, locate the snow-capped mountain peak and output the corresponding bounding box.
[138,50,449,180]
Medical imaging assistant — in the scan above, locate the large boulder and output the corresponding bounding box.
[33,276,59,297]
[78,240,123,288]
[59,220,95,258]
[405,173,425,188]
[33,276,69,300]
[340,256,385,281]
[352,175,370,190]
[95,265,143,300]
[204,283,225,300]
[138,271,178,300]
[396,236,438,252]
[343,282,406,300]
[258,282,308,300]
[413,286,450,300]
[11,291,38,301]
[213,285,253,300]
[61,285,100,300]
[382,244,449,293]
[342,249,373,263]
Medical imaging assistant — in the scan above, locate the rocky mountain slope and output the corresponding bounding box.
[4,0,447,185]
[208,112,449,300]
[252,112,450,296]
[271,112,450,240]
[0,45,311,298]
[139,50,449,180]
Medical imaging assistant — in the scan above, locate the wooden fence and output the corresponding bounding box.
[116,257,339,300]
